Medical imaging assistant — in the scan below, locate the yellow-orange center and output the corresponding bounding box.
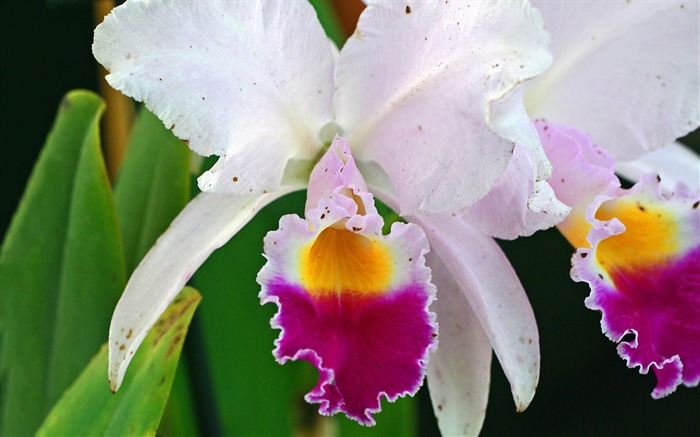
[300,228,392,296]
[594,198,679,270]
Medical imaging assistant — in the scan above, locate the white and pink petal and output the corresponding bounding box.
[616,142,700,194]
[335,0,552,214]
[460,144,570,239]
[525,0,700,160]
[426,252,492,437]
[413,214,540,412]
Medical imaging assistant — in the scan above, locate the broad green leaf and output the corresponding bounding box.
[114,106,191,275]
[339,395,417,436]
[0,90,125,436]
[114,105,197,436]
[37,287,202,436]
[193,191,307,436]
[309,0,346,48]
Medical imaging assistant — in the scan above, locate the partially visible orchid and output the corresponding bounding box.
[94,0,557,433]
[519,1,700,397]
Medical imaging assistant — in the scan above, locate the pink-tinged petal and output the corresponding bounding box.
[93,0,335,195]
[617,142,700,193]
[304,137,370,214]
[258,141,437,425]
[461,144,570,239]
[412,214,539,411]
[571,174,700,397]
[536,120,620,249]
[526,1,700,160]
[109,188,298,391]
[426,252,492,437]
[335,0,552,214]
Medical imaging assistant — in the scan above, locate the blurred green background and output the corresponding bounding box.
[1,1,698,436]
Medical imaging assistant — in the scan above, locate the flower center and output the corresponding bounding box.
[594,197,680,270]
[300,228,392,296]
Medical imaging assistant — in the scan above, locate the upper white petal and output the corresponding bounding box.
[93,0,336,195]
[413,214,540,412]
[427,252,492,437]
[335,0,552,214]
[525,0,700,159]
[108,188,299,391]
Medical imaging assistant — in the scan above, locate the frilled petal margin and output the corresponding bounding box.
[541,120,700,398]
[109,188,299,391]
[257,138,436,425]
[460,143,570,239]
[574,176,700,398]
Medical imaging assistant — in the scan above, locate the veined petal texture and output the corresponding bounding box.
[526,0,700,160]
[336,0,552,214]
[93,0,336,195]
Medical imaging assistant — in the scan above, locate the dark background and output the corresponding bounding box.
[2,1,698,436]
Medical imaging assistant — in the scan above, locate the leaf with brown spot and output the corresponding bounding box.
[37,287,201,437]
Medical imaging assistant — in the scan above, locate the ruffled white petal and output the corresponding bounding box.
[525,0,700,160]
[335,0,552,214]
[413,214,540,411]
[426,252,492,437]
[108,188,299,391]
[461,145,570,239]
[93,0,335,195]
[616,142,700,194]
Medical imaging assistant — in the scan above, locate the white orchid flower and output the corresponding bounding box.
[521,1,700,398]
[93,0,564,433]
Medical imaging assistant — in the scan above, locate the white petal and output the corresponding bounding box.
[616,142,700,193]
[93,0,335,195]
[108,188,299,391]
[412,214,540,411]
[525,0,700,160]
[427,252,492,437]
[335,0,552,214]
[461,145,570,239]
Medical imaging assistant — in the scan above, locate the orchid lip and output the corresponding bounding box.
[258,137,437,425]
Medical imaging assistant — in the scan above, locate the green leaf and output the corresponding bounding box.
[114,106,196,436]
[0,90,125,436]
[37,287,202,437]
[114,106,191,275]
[193,191,307,436]
[309,0,346,48]
[339,395,417,436]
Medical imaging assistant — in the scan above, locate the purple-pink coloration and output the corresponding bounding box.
[583,246,700,397]
[265,277,436,425]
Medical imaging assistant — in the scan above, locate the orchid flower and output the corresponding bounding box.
[93,0,563,432]
[519,1,700,398]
